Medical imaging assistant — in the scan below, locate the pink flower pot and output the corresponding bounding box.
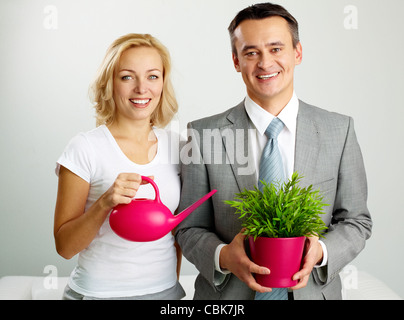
[248,236,305,288]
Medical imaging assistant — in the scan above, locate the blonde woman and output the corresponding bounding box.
[54,34,185,300]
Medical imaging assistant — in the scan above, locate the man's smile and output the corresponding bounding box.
[257,72,280,80]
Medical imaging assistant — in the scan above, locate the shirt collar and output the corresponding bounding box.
[244,93,299,136]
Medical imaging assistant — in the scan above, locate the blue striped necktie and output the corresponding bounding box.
[255,117,288,300]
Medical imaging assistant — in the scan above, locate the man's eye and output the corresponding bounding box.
[246,52,257,57]
[272,48,281,53]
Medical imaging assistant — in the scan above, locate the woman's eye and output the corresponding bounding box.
[148,75,158,80]
[122,75,132,80]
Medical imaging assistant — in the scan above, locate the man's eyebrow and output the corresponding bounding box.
[267,41,285,47]
[241,41,285,53]
[241,45,258,53]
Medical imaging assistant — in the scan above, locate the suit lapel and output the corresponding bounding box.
[219,100,320,192]
[221,101,257,193]
[294,101,320,185]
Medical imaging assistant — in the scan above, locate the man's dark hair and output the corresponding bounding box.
[228,2,300,55]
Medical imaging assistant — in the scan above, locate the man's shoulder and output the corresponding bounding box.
[299,100,351,124]
[189,101,245,130]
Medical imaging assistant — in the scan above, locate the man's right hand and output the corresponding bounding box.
[219,231,273,293]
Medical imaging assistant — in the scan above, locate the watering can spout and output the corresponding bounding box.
[170,189,217,227]
[109,176,217,242]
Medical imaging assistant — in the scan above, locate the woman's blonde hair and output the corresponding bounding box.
[90,33,178,127]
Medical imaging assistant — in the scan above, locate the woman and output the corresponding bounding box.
[54,33,184,299]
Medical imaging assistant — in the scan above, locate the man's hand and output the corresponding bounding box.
[290,236,323,290]
[219,232,272,293]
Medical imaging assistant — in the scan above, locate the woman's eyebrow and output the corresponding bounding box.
[117,68,162,73]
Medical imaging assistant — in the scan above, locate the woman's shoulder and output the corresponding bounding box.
[56,126,107,180]
[67,125,108,146]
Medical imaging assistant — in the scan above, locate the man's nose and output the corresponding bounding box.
[257,52,274,70]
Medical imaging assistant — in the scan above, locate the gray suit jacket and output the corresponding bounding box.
[175,100,372,300]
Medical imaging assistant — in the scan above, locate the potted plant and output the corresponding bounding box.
[225,172,328,288]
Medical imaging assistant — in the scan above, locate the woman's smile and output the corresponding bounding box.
[129,98,152,108]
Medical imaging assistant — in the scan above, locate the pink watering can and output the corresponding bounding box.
[109,176,217,242]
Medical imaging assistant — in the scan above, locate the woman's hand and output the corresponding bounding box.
[54,168,152,259]
[99,173,153,210]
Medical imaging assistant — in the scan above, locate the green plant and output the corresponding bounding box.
[225,172,328,240]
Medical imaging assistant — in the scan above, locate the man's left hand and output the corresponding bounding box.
[290,236,323,290]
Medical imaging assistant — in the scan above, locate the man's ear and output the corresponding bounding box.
[232,52,241,72]
[295,42,303,66]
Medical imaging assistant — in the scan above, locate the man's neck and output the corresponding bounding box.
[248,92,294,116]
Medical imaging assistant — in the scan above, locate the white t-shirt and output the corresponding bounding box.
[55,125,181,298]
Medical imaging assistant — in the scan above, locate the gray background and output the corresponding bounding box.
[1,0,403,298]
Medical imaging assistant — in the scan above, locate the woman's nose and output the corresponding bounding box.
[134,79,147,94]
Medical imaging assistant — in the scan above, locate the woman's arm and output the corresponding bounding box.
[54,166,145,259]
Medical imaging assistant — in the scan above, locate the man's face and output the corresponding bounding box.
[232,16,302,111]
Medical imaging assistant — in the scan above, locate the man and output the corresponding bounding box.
[175,2,372,300]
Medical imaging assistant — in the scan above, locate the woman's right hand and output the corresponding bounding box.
[100,173,153,210]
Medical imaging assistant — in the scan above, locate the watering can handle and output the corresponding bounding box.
[140,175,161,203]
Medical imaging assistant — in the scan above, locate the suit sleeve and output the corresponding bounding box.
[315,117,372,285]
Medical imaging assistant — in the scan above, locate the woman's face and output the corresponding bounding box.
[113,46,164,124]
